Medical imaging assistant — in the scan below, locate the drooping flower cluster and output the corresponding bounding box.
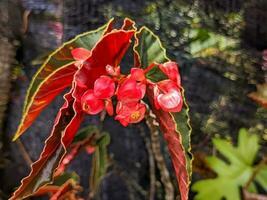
[72,48,183,126]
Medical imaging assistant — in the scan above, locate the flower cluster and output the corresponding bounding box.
[72,48,183,126]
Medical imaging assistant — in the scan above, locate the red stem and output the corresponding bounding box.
[144,62,159,73]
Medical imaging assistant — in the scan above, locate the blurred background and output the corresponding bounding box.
[0,0,266,199]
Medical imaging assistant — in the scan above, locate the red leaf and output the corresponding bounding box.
[10,91,84,200]
[32,185,59,196]
[33,180,83,200]
[121,18,136,31]
[49,180,77,200]
[71,48,91,61]
[147,85,189,200]
[55,133,97,177]
[13,65,77,140]
[73,29,135,97]
[54,145,80,177]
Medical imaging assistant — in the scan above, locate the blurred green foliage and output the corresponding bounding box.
[192,129,267,200]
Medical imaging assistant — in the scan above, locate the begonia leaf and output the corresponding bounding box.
[90,133,110,196]
[134,26,192,200]
[10,91,84,200]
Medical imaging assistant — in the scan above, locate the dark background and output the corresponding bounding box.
[0,0,266,199]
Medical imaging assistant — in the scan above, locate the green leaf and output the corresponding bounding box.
[90,133,110,196]
[134,27,168,82]
[72,125,99,144]
[237,128,259,165]
[188,28,237,57]
[52,172,79,186]
[255,165,267,191]
[192,129,262,200]
[134,26,192,200]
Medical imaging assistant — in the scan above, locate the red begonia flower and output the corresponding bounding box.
[159,61,181,86]
[93,75,115,99]
[81,89,104,115]
[130,68,146,82]
[117,78,146,103]
[115,101,146,126]
[153,80,183,112]
[71,48,91,61]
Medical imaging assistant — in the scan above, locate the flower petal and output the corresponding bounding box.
[129,103,146,123]
[153,85,161,109]
[94,75,115,99]
[131,68,145,81]
[114,115,130,127]
[117,78,143,103]
[81,90,104,115]
[157,89,183,112]
[137,82,146,99]
[159,61,181,86]
[105,98,114,116]
[158,79,179,92]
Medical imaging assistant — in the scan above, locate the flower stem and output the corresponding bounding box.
[145,109,174,200]
[144,62,159,74]
[244,155,267,190]
[138,125,156,200]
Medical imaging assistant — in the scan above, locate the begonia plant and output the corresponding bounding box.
[10,18,192,200]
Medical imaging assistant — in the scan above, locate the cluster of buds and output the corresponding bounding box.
[72,48,183,127]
